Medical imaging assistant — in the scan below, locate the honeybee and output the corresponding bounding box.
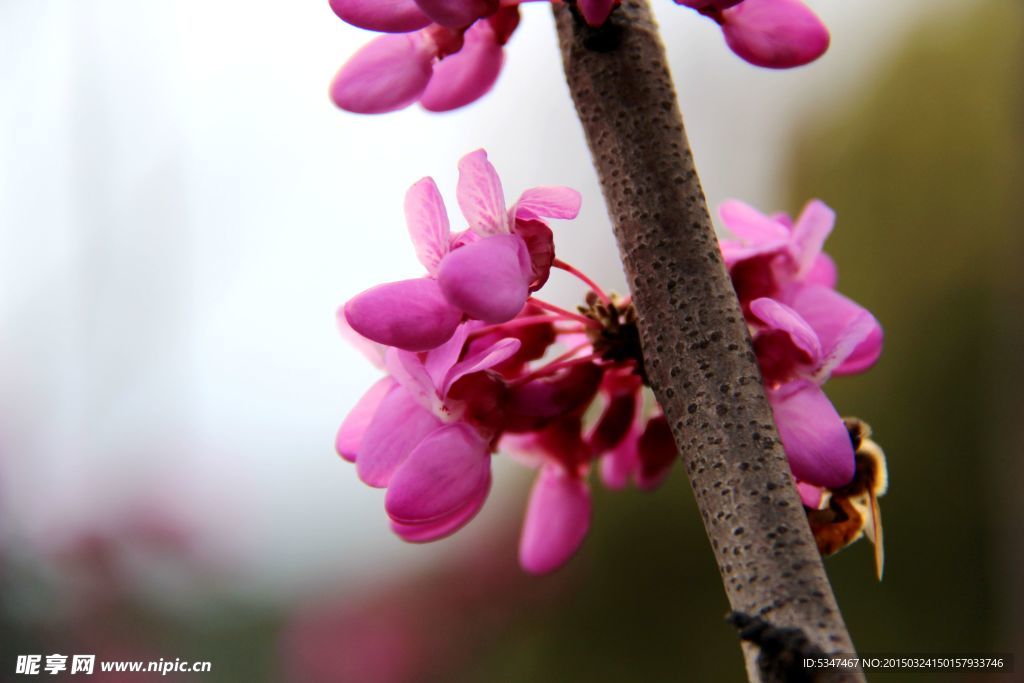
[806,417,888,580]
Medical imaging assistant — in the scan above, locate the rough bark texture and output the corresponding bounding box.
[553,3,863,681]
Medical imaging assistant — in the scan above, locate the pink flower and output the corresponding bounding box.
[716,0,829,69]
[748,295,880,488]
[330,4,519,114]
[344,149,581,351]
[719,198,838,308]
[598,408,677,491]
[680,0,829,69]
[340,322,522,541]
[519,463,591,574]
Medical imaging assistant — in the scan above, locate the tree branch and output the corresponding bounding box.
[553,2,863,680]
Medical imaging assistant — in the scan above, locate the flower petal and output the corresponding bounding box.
[357,387,443,487]
[385,347,443,414]
[420,21,505,112]
[456,149,508,235]
[519,466,591,575]
[578,0,617,27]
[588,391,638,455]
[336,307,387,370]
[769,380,855,488]
[385,422,491,523]
[789,199,835,277]
[783,285,882,376]
[330,33,435,114]
[805,252,837,289]
[442,337,521,395]
[512,186,583,221]
[405,177,450,275]
[413,0,496,28]
[437,234,531,323]
[336,378,396,462]
[719,199,790,245]
[636,414,677,490]
[720,0,830,69]
[423,322,473,391]
[796,481,825,509]
[749,297,822,361]
[599,431,638,490]
[329,0,432,33]
[390,469,490,542]
[504,363,603,432]
[344,278,463,352]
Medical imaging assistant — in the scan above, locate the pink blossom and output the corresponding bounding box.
[519,464,591,574]
[344,150,581,351]
[719,198,838,307]
[717,0,829,69]
[681,0,829,69]
[748,296,879,488]
[340,323,522,541]
[331,5,519,114]
[598,405,677,491]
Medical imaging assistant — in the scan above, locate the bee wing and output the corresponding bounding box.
[869,491,884,580]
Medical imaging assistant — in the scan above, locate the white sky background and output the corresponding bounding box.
[0,0,963,600]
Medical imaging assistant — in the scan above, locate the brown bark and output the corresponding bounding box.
[553,2,863,680]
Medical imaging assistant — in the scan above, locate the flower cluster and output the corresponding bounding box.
[718,199,883,508]
[336,151,882,573]
[337,150,673,573]
[328,0,830,114]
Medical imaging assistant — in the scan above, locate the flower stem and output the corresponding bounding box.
[553,258,612,304]
[527,297,601,328]
[553,3,862,680]
[510,342,593,386]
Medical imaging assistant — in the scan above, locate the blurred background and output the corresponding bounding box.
[1,0,1020,680]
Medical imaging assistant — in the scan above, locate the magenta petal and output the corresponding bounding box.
[420,21,504,111]
[720,0,830,69]
[749,297,822,362]
[719,199,790,244]
[797,481,825,509]
[676,0,743,8]
[414,0,495,28]
[437,234,531,323]
[357,387,443,487]
[789,199,835,277]
[423,323,472,390]
[769,381,855,488]
[344,278,463,352]
[834,323,883,377]
[519,467,591,575]
[784,285,882,376]
[405,177,451,275]
[636,415,677,490]
[599,432,638,490]
[505,363,602,432]
[513,186,583,221]
[336,307,387,370]
[331,34,435,114]
[390,469,490,542]
[385,422,490,523]
[578,0,616,27]
[329,0,431,32]
[456,149,508,236]
[442,337,521,394]
[588,391,638,455]
[336,378,396,462]
[385,347,442,414]
[805,252,838,289]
